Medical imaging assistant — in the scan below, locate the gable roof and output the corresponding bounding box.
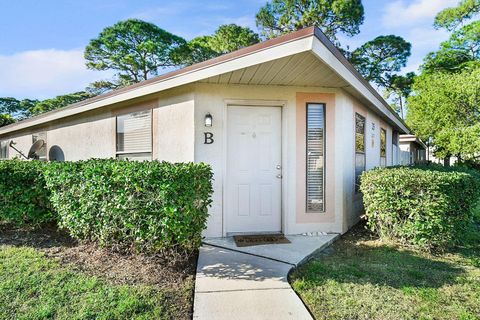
[0,26,410,135]
[400,134,427,149]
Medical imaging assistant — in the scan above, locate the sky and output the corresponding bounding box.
[0,0,459,99]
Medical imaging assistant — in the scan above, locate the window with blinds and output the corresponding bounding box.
[0,140,8,159]
[306,103,325,212]
[380,128,387,167]
[355,113,366,193]
[116,110,152,160]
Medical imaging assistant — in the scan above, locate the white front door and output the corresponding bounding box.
[226,105,282,234]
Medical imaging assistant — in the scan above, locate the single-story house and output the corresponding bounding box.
[0,27,410,238]
[399,134,426,165]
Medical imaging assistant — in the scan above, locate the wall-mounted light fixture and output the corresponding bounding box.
[205,113,213,127]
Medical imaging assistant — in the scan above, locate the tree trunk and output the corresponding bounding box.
[444,156,451,166]
[399,95,404,119]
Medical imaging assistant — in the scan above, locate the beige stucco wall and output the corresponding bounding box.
[1,87,195,163]
[47,112,114,161]
[342,94,397,229]
[154,89,195,162]
[4,133,32,160]
[193,83,348,237]
[0,81,400,239]
[295,92,337,225]
[193,83,399,238]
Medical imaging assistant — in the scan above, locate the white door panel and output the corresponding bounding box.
[226,106,282,233]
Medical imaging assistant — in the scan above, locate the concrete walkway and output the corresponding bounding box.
[193,234,338,320]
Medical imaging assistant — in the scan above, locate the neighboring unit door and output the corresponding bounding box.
[226,106,282,234]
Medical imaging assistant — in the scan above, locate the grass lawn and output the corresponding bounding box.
[291,223,480,320]
[0,226,194,320]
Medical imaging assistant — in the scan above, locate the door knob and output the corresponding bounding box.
[276,164,282,169]
[276,174,283,179]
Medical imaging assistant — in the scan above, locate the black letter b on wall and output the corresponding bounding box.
[204,132,214,144]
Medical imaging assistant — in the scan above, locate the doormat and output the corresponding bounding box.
[233,234,291,247]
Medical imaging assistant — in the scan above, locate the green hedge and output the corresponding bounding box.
[0,160,54,225]
[0,159,213,255]
[43,159,213,254]
[360,165,480,251]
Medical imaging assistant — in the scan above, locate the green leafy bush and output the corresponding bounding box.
[455,159,480,171]
[360,165,480,251]
[0,160,54,224]
[44,159,213,255]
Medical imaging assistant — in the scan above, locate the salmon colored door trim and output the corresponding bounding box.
[296,92,335,223]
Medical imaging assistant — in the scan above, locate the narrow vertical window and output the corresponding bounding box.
[116,110,152,161]
[0,140,8,160]
[306,103,325,212]
[392,130,398,164]
[355,113,366,193]
[380,128,387,167]
[392,131,398,146]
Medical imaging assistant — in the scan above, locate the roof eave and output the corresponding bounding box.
[0,26,410,136]
[0,28,317,135]
[311,28,410,134]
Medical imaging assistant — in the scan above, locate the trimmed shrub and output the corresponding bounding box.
[455,159,480,171]
[44,159,213,254]
[0,160,54,224]
[360,165,480,251]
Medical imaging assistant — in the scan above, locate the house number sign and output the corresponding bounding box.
[204,132,214,144]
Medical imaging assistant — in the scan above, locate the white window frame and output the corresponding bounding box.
[306,103,326,213]
[380,128,387,167]
[355,113,366,193]
[115,109,153,160]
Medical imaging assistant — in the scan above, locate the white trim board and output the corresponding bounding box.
[0,29,409,136]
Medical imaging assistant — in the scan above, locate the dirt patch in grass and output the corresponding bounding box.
[45,244,197,288]
[0,223,75,248]
[0,223,196,288]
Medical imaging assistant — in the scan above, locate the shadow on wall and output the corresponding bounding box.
[49,145,65,161]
